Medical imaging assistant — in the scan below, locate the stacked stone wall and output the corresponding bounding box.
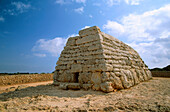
[0,74,53,86]
[54,26,152,92]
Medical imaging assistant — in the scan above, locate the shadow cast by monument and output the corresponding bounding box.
[0,84,106,101]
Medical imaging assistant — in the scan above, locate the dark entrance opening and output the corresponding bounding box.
[74,72,79,83]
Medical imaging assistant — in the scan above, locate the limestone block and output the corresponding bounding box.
[83,84,92,90]
[112,64,122,69]
[141,69,148,81]
[122,65,131,69]
[91,72,102,85]
[92,84,100,91]
[145,70,152,79]
[100,82,114,92]
[79,26,101,37]
[98,64,107,71]
[56,60,62,65]
[88,44,102,51]
[59,83,68,90]
[120,70,135,88]
[114,72,122,77]
[67,83,81,90]
[84,59,96,65]
[79,72,92,84]
[71,64,82,72]
[76,34,100,45]
[130,69,140,85]
[53,71,59,82]
[95,59,105,64]
[135,69,144,82]
[94,54,105,59]
[101,32,121,43]
[110,72,124,89]
[101,72,110,82]
[58,71,71,82]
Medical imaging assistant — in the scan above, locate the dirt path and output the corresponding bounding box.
[0,78,170,112]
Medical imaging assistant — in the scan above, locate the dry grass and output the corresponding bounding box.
[0,74,53,86]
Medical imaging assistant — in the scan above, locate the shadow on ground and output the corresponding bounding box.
[0,84,106,101]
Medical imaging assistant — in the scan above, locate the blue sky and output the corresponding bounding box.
[0,0,170,73]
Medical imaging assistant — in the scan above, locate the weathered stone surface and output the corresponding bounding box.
[91,72,102,85]
[92,84,101,91]
[53,26,152,92]
[67,83,81,90]
[100,82,114,92]
[82,84,92,90]
[110,73,124,89]
[59,83,68,90]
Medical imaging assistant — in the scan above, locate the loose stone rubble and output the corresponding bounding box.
[53,26,152,92]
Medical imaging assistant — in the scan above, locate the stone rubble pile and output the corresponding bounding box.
[53,26,152,92]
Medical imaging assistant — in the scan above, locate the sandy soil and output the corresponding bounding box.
[0,77,170,112]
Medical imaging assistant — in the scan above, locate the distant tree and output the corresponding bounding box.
[163,65,170,71]
[150,65,170,71]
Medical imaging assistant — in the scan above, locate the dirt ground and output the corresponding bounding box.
[0,77,170,112]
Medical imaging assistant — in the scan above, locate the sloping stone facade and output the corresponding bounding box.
[53,26,152,92]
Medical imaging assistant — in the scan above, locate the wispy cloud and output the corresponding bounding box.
[106,0,143,6]
[106,0,121,6]
[81,26,90,30]
[33,53,46,57]
[103,20,124,37]
[73,0,86,4]
[74,7,84,14]
[3,2,31,16]
[89,14,93,18]
[55,0,69,5]
[12,2,31,13]
[0,16,5,22]
[103,4,170,68]
[124,0,143,5]
[55,0,86,5]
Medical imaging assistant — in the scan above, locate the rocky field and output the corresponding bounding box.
[0,77,170,112]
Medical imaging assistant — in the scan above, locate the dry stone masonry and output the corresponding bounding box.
[53,26,152,92]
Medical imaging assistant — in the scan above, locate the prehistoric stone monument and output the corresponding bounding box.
[53,26,152,92]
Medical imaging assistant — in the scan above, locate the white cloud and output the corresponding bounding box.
[32,37,67,57]
[73,0,86,3]
[106,0,142,6]
[55,0,68,5]
[124,0,143,5]
[32,33,80,57]
[106,0,120,6]
[68,33,79,37]
[74,7,84,14]
[3,2,31,16]
[11,2,31,13]
[89,14,93,18]
[55,0,86,4]
[81,26,90,30]
[0,16,5,22]
[103,20,125,37]
[34,53,46,57]
[103,4,170,68]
